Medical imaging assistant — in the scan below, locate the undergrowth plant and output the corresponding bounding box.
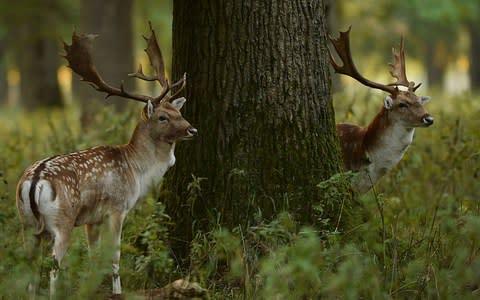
[0,91,479,298]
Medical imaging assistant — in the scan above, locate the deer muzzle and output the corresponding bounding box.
[187,126,198,137]
[422,115,434,127]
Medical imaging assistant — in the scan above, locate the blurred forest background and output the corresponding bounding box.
[0,0,480,299]
[0,0,479,109]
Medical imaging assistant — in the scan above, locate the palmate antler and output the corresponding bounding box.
[387,37,422,91]
[63,21,186,106]
[328,27,421,96]
[129,21,186,102]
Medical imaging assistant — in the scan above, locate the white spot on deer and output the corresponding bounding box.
[16,23,199,298]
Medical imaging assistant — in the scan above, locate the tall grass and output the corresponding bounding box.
[0,91,479,298]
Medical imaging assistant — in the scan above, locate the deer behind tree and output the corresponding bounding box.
[329,28,434,193]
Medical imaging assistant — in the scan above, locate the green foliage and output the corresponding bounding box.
[130,200,173,288]
[1,91,480,298]
[0,106,173,298]
[315,171,356,233]
[402,0,479,23]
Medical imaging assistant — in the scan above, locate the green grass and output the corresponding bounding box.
[0,91,479,299]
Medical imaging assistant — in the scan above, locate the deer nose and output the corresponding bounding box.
[422,115,434,126]
[187,127,198,137]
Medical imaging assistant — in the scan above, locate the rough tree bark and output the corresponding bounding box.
[166,0,346,257]
[74,0,134,126]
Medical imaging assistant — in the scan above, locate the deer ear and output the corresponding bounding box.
[420,96,431,104]
[171,97,186,110]
[384,96,394,110]
[142,100,154,120]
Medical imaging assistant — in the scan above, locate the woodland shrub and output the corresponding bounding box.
[0,92,479,298]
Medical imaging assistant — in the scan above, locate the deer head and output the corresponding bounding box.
[328,27,434,128]
[63,21,197,143]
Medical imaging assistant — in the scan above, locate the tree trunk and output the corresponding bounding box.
[166,0,346,258]
[425,41,446,90]
[468,22,480,91]
[17,14,63,109]
[325,0,341,91]
[74,0,133,127]
[0,37,7,104]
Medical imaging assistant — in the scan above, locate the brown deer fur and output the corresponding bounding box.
[337,92,432,193]
[329,28,433,193]
[16,23,197,297]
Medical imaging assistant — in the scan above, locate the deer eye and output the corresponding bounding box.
[159,115,169,122]
[398,103,409,109]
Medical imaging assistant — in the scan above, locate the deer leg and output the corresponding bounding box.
[85,224,100,253]
[24,233,41,299]
[50,228,72,299]
[20,221,52,299]
[109,212,126,295]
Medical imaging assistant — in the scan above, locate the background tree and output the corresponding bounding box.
[73,0,134,126]
[393,0,459,90]
[391,0,480,91]
[333,0,480,92]
[463,2,480,90]
[166,0,348,257]
[3,0,73,109]
[468,21,480,91]
[0,35,8,104]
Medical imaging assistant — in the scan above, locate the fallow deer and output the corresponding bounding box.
[328,28,433,193]
[16,22,197,297]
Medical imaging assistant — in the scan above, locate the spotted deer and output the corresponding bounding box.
[16,23,197,297]
[328,28,433,193]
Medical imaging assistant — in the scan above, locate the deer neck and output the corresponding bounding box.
[349,107,415,193]
[121,122,176,193]
[365,107,414,151]
[363,107,414,173]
